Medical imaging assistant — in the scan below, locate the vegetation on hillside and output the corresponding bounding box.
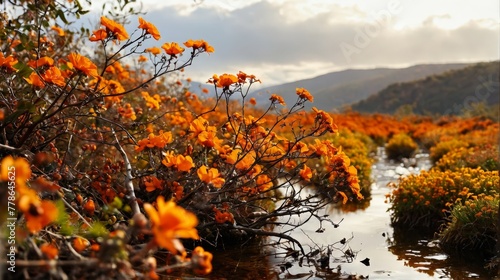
[352,61,500,116]
[252,63,469,112]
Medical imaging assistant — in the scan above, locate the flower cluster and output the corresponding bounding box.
[385,133,418,160]
[0,1,217,277]
[1,156,59,233]
[434,144,499,172]
[387,167,499,230]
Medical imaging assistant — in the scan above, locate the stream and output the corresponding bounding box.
[204,147,494,279]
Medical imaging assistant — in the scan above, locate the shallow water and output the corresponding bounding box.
[203,148,496,279]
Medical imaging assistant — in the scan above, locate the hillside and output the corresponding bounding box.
[250,63,470,111]
[351,61,500,115]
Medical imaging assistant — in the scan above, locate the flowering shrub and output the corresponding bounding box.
[438,197,499,259]
[429,139,469,163]
[0,1,363,278]
[387,168,499,230]
[434,145,500,172]
[0,0,221,277]
[327,129,375,201]
[330,112,411,144]
[385,133,418,160]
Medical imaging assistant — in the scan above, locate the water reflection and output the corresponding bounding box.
[201,148,496,279]
[210,242,279,280]
[387,228,496,279]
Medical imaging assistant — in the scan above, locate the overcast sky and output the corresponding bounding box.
[101,0,499,87]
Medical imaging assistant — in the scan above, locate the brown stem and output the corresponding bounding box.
[111,129,140,216]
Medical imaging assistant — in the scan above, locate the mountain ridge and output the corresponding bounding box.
[351,61,500,115]
[249,63,471,111]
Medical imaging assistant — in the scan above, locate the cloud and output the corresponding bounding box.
[136,0,499,87]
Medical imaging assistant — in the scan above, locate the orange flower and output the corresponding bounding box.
[51,25,65,36]
[256,174,273,192]
[25,72,45,87]
[141,91,162,109]
[100,16,129,41]
[42,66,66,87]
[299,164,313,181]
[117,103,136,120]
[216,74,238,88]
[143,196,199,254]
[89,29,108,42]
[1,156,32,185]
[312,107,337,134]
[184,39,214,53]
[198,129,222,149]
[162,151,194,172]
[138,17,161,40]
[289,141,309,154]
[235,150,256,170]
[337,191,348,204]
[138,55,148,62]
[348,165,357,176]
[224,149,240,165]
[19,198,58,233]
[9,39,21,49]
[258,144,285,161]
[197,165,225,188]
[144,176,163,192]
[249,97,257,105]
[40,243,59,259]
[189,117,208,136]
[67,53,98,77]
[146,46,162,55]
[237,71,258,83]
[191,246,213,275]
[270,94,286,105]
[296,87,313,102]
[135,131,173,152]
[162,42,185,56]
[27,56,54,68]
[310,139,330,156]
[0,52,18,72]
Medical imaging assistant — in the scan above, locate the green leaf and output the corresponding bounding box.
[14,62,33,78]
[56,9,69,24]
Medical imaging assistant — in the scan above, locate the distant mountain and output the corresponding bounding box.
[250,63,470,111]
[351,61,500,115]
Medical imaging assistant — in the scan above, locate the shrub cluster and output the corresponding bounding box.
[385,133,418,160]
[387,167,499,230]
[439,197,499,258]
[0,1,364,278]
[434,144,499,172]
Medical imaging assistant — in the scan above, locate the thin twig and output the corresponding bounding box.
[111,128,141,216]
[62,197,92,228]
[231,224,306,256]
[11,259,100,267]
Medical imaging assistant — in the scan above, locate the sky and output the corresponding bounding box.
[92,0,499,87]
